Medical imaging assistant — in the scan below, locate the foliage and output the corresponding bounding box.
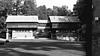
[37,5,72,20]
[47,8,54,16]
[53,6,72,16]
[22,0,37,15]
[73,0,92,24]
[73,1,92,56]
[37,5,48,20]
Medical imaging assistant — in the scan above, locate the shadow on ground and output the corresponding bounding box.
[0,41,85,56]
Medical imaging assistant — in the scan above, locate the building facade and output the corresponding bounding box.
[6,16,38,39]
[49,16,80,40]
[6,16,80,40]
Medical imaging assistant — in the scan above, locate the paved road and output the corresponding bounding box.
[0,39,86,56]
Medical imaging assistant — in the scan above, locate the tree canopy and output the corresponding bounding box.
[73,0,92,24]
[0,0,72,16]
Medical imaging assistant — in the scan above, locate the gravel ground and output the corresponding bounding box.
[0,39,86,56]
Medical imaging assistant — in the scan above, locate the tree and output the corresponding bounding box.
[47,8,54,16]
[73,0,92,24]
[73,0,92,56]
[0,0,13,38]
[53,5,72,16]
[23,0,37,15]
[53,6,59,16]
[0,0,13,15]
[37,5,48,20]
[0,0,10,28]
[10,0,37,15]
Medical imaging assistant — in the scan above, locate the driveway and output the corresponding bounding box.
[0,39,86,56]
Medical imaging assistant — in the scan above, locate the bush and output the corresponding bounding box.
[0,30,6,39]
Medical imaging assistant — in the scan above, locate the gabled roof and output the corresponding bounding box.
[6,16,38,22]
[49,16,80,22]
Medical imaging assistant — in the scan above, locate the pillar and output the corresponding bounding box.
[6,29,9,40]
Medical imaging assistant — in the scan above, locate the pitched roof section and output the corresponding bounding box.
[6,16,38,22]
[6,16,79,23]
[38,20,48,23]
[49,16,80,22]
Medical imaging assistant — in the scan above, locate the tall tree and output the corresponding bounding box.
[23,0,37,15]
[0,0,11,29]
[0,0,13,15]
[53,6,59,16]
[37,5,48,20]
[11,0,22,15]
[73,0,92,24]
[11,0,37,15]
[53,6,72,16]
[47,8,54,16]
[73,0,92,56]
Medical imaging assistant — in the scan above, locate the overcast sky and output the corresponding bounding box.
[36,0,77,11]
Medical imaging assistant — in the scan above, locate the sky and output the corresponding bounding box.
[36,0,77,11]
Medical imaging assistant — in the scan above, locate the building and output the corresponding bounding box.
[6,16,80,40]
[49,16,80,31]
[6,16,38,39]
[49,16,80,39]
